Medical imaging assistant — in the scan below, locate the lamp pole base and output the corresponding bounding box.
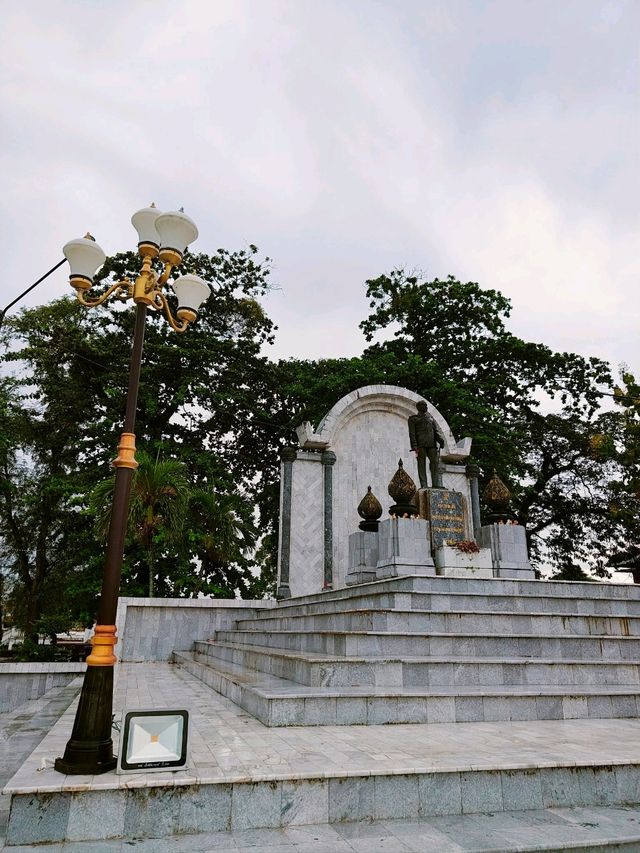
[54,665,116,775]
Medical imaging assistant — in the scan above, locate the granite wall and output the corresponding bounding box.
[115,597,276,662]
[0,663,85,713]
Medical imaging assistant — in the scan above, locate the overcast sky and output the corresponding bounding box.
[1,0,638,378]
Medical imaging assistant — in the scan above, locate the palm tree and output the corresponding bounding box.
[91,452,190,597]
[186,488,258,597]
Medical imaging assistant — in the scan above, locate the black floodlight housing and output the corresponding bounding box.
[117,709,189,774]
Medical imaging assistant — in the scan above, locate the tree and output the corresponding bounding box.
[0,350,98,640]
[604,372,640,580]
[184,489,259,597]
[90,455,259,599]
[357,272,617,574]
[253,272,617,577]
[0,243,278,635]
[91,452,190,597]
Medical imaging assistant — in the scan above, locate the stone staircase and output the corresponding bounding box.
[173,575,640,727]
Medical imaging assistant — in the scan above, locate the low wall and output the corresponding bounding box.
[0,663,85,713]
[115,596,277,662]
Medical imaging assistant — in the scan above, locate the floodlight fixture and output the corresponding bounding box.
[117,709,189,773]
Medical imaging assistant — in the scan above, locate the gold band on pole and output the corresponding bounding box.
[86,624,117,667]
[113,432,138,470]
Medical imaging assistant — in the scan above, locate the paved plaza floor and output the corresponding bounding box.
[2,663,640,851]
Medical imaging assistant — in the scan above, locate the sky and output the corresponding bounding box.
[1,0,638,378]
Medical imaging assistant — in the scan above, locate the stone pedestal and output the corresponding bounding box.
[346,531,379,585]
[434,545,494,578]
[376,517,435,579]
[479,523,535,579]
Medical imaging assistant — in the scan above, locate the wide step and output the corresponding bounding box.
[269,588,640,619]
[235,607,640,636]
[175,650,640,726]
[214,628,640,659]
[6,662,640,846]
[195,639,640,688]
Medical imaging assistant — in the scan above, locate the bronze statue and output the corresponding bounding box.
[408,401,445,489]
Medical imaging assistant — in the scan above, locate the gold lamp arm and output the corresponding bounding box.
[157,263,174,287]
[153,289,190,333]
[75,280,131,308]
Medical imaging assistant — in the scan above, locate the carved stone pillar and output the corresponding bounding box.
[466,463,482,538]
[321,450,337,589]
[276,447,297,599]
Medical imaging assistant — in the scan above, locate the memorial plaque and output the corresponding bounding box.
[425,489,466,548]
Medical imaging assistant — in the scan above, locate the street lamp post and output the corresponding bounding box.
[54,205,211,775]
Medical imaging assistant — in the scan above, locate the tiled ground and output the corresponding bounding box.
[5,662,640,797]
[3,806,640,851]
[0,680,82,851]
[2,665,640,850]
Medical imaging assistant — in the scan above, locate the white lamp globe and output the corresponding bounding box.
[155,211,198,265]
[131,205,162,254]
[173,274,211,323]
[63,236,106,289]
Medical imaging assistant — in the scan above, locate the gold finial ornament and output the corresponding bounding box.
[112,432,138,470]
[85,624,117,667]
[388,459,418,517]
[358,485,382,531]
[483,469,512,523]
[483,469,511,504]
[389,459,417,503]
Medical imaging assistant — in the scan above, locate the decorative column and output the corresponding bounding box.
[466,463,482,538]
[276,447,297,600]
[321,450,337,589]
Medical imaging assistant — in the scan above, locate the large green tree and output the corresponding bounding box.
[0,245,278,635]
[1,258,634,639]
[255,272,618,576]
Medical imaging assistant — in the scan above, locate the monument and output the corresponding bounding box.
[276,384,533,598]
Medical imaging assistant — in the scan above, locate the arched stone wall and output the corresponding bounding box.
[279,385,472,595]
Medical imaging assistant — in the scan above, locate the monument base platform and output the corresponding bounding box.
[376,561,436,578]
[8,575,640,846]
[433,543,493,577]
[436,566,494,578]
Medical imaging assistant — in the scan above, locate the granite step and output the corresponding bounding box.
[213,628,640,660]
[7,807,640,851]
[175,650,640,726]
[10,808,640,851]
[270,587,640,618]
[234,607,640,636]
[194,639,640,687]
[275,575,640,610]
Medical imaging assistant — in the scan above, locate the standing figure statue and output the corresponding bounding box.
[408,401,445,489]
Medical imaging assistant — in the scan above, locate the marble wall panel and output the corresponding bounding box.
[288,453,324,597]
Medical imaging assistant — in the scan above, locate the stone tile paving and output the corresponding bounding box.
[2,806,640,851]
[0,679,82,849]
[2,665,640,850]
[0,665,640,853]
[6,662,640,797]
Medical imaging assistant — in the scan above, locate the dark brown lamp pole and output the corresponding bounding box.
[55,207,211,775]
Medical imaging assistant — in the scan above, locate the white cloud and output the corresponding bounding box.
[1,0,637,377]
